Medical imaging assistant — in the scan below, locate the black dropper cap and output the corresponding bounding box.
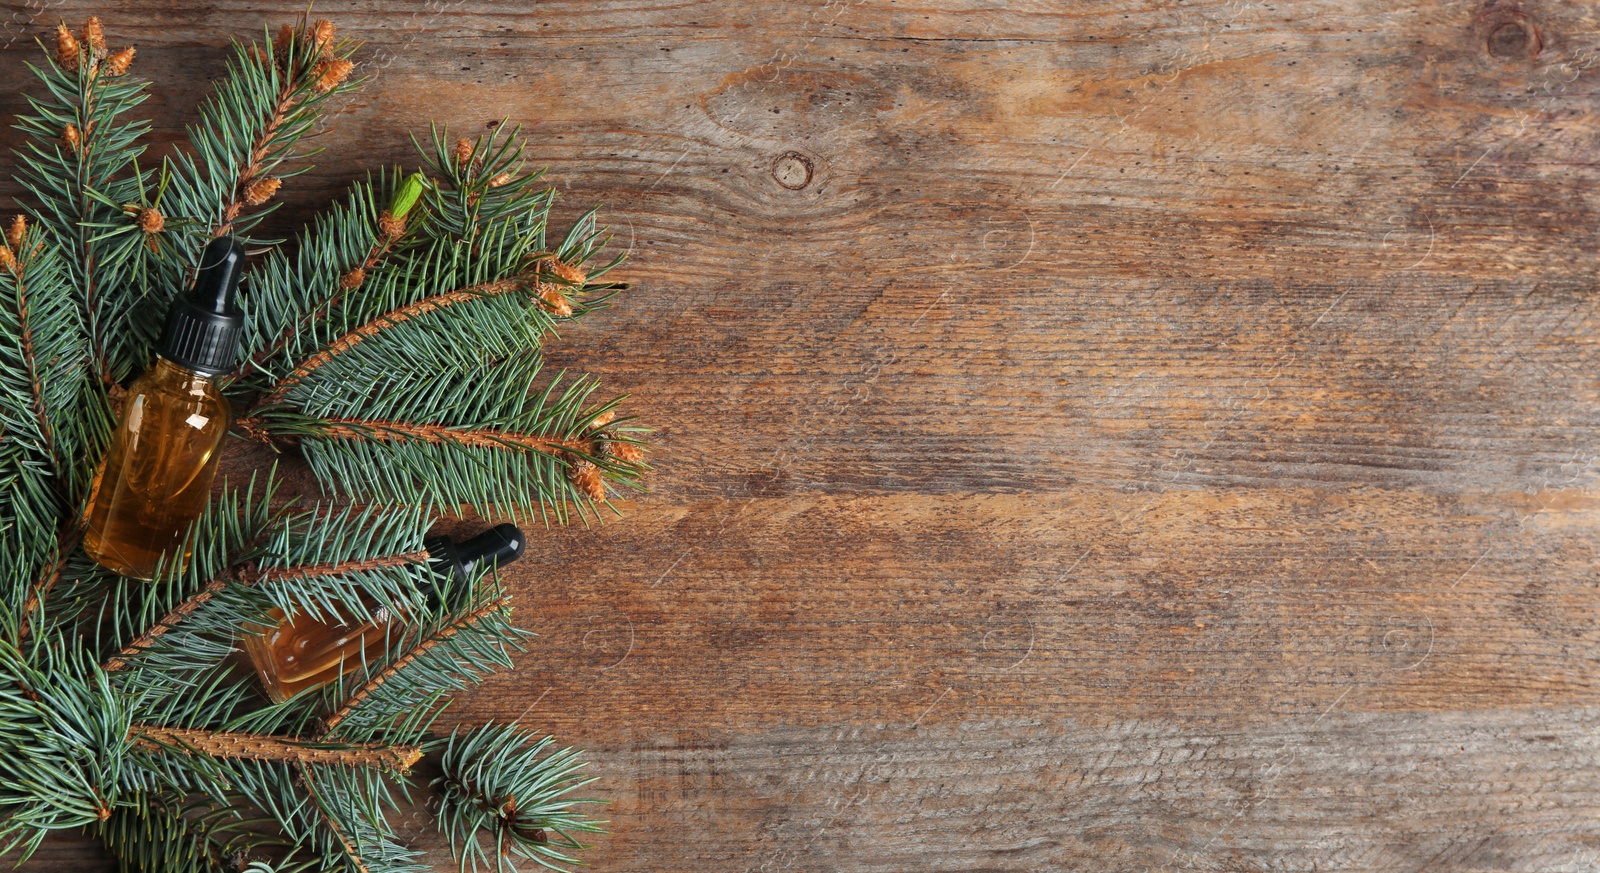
[421,523,526,606]
[159,236,246,376]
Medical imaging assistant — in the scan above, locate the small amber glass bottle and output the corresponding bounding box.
[83,237,247,580]
[243,524,526,703]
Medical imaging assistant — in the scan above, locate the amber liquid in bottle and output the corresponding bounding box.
[243,524,525,703]
[241,605,400,703]
[82,357,230,579]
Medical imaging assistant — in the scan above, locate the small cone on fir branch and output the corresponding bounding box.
[82,17,106,55]
[103,46,134,76]
[454,137,475,166]
[340,267,366,290]
[0,246,15,275]
[244,176,281,206]
[5,216,25,252]
[62,124,80,152]
[312,57,354,93]
[568,458,606,502]
[275,23,295,55]
[55,23,79,68]
[488,172,512,188]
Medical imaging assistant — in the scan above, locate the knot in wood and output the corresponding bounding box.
[773,150,813,190]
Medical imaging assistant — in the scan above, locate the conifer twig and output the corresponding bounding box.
[102,578,229,673]
[320,595,510,736]
[249,252,586,409]
[69,34,109,381]
[6,255,59,465]
[100,511,282,673]
[251,277,525,408]
[212,84,299,238]
[251,549,430,585]
[131,725,422,773]
[300,764,373,873]
[232,212,410,382]
[243,416,591,455]
[207,19,352,239]
[18,532,78,640]
[102,550,429,672]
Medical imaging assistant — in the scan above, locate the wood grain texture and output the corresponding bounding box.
[4,0,1600,869]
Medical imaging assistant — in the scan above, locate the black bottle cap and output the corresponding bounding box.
[159,236,246,376]
[421,523,526,606]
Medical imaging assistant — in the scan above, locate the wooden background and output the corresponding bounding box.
[3,0,1600,869]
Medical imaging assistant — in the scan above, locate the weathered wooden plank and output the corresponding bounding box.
[3,0,1599,869]
[586,708,1600,872]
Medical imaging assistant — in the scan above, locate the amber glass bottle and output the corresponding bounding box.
[243,524,526,703]
[82,237,246,579]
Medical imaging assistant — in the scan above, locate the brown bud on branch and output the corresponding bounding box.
[310,19,335,54]
[567,458,606,502]
[600,434,644,464]
[103,46,134,76]
[312,58,354,93]
[126,205,165,235]
[55,23,80,68]
[82,17,106,55]
[377,210,406,239]
[5,216,25,252]
[244,177,282,206]
[535,283,574,317]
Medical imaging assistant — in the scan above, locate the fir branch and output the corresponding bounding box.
[161,17,360,249]
[98,793,226,873]
[98,790,295,873]
[417,122,552,249]
[231,173,419,384]
[261,417,589,455]
[0,641,133,862]
[101,578,229,673]
[319,594,511,737]
[9,254,58,467]
[130,726,421,774]
[300,766,372,873]
[256,549,430,586]
[262,416,640,524]
[0,237,101,589]
[432,725,603,873]
[252,276,526,407]
[18,528,80,641]
[12,21,156,383]
[240,356,646,522]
